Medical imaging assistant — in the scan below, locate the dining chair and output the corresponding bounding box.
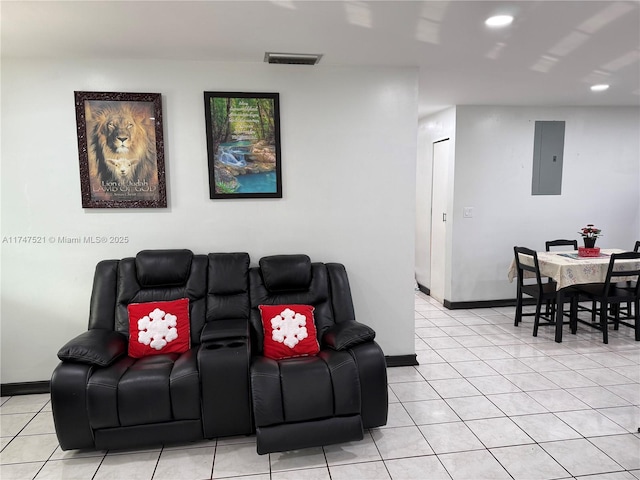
[545,238,601,322]
[513,246,577,337]
[544,240,579,317]
[545,239,578,251]
[631,242,640,300]
[619,241,640,318]
[573,252,640,343]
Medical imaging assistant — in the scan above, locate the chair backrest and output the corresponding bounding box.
[545,239,578,251]
[513,246,544,286]
[248,254,353,354]
[88,249,208,346]
[206,252,250,323]
[604,252,640,294]
[634,241,640,252]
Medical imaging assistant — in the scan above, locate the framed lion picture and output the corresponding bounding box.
[74,91,167,208]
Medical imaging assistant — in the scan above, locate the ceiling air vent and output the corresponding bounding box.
[264,52,323,65]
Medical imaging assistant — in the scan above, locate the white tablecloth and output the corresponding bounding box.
[508,249,639,290]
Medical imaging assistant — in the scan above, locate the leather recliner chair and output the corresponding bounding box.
[248,255,388,454]
[50,250,253,450]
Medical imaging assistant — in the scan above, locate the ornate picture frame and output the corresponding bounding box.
[74,91,167,208]
[204,92,282,199]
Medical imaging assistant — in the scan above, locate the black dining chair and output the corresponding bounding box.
[573,252,640,343]
[544,240,579,317]
[545,239,578,251]
[513,246,577,337]
[619,241,640,318]
[545,239,599,321]
[631,242,640,299]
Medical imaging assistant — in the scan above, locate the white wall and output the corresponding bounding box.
[417,105,640,303]
[1,59,418,383]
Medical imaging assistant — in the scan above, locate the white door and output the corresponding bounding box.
[430,139,449,303]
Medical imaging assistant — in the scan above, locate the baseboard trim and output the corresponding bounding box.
[416,283,430,295]
[419,288,534,310]
[385,354,418,367]
[417,284,526,310]
[1,381,50,397]
[443,298,534,310]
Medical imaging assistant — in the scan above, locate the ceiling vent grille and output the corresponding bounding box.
[264,52,323,65]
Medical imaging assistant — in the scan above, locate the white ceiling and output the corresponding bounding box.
[3,0,639,117]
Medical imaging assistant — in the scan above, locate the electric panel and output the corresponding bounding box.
[532,120,565,195]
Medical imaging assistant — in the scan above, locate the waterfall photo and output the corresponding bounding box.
[204,92,282,199]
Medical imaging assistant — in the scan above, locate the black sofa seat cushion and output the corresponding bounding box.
[251,349,361,428]
[87,348,200,429]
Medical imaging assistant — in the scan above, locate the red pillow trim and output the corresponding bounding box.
[259,304,320,360]
[127,298,190,358]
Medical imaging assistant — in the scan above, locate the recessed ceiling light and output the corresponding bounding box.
[590,84,610,92]
[485,15,514,27]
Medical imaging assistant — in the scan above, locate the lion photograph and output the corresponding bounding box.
[85,100,159,201]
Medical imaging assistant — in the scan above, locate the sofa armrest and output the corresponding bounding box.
[57,329,126,367]
[200,319,249,344]
[322,321,376,351]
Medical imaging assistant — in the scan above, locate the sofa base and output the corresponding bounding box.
[94,420,203,451]
[256,415,363,455]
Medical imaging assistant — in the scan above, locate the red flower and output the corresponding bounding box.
[579,224,602,237]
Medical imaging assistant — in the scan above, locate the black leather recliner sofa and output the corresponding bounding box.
[50,250,387,454]
[248,255,388,454]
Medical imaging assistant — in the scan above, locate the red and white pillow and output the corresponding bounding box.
[127,298,190,358]
[259,304,319,360]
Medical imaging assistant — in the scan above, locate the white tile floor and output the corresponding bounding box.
[1,292,639,479]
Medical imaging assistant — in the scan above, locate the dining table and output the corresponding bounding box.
[508,248,639,342]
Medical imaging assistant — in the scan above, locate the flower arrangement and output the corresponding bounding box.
[578,224,602,250]
[578,224,602,238]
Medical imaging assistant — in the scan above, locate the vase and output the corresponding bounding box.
[583,237,597,248]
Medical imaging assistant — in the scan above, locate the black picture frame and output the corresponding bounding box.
[204,91,282,199]
[74,91,167,208]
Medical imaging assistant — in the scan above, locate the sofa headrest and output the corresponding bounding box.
[136,249,193,287]
[208,252,250,295]
[259,254,312,293]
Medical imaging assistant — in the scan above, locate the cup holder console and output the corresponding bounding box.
[205,339,246,350]
[200,334,252,438]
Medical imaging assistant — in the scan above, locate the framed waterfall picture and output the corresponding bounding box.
[204,91,282,199]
